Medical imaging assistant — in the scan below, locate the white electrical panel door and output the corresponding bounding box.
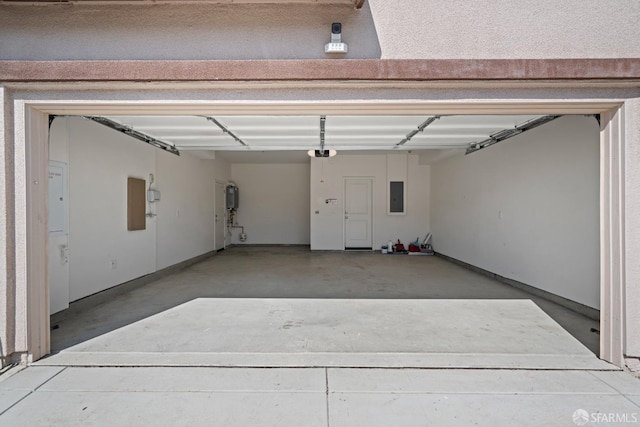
[48,161,70,314]
[48,162,67,234]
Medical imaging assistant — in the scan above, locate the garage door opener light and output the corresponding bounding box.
[308,149,337,158]
[308,115,337,157]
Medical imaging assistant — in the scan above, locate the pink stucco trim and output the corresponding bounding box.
[1,59,639,82]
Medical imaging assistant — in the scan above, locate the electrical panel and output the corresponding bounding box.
[389,181,404,213]
[226,185,239,210]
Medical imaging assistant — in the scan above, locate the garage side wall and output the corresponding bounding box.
[50,117,228,303]
[155,150,227,269]
[431,116,600,309]
[65,117,157,301]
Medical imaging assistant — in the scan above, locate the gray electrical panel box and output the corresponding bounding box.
[389,181,404,213]
[226,185,239,210]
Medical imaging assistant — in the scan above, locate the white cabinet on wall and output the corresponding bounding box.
[48,160,70,314]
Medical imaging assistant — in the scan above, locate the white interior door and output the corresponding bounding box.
[48,161,69,314]
[344,178,373,249]
[215,181,226,251]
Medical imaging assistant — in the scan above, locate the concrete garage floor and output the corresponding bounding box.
[40,298,606,369]
[48,246,600,356]
[2,247,640,425]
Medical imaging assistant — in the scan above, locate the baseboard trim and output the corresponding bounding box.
[51,250,218,323]
[435,252,600,321]
[228,244,311,248]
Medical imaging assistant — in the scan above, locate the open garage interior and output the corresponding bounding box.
[3,1,640,421]
[41,111,604,369]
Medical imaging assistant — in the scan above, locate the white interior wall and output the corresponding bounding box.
[310,153,430,250]
[230,163,310,245]
[67,117,157,301]
[156,152,228,269]
[50,117,229,303]
[430,116,600,308]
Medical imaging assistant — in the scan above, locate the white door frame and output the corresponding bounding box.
[599,106,626,367]
[12,97,627,366]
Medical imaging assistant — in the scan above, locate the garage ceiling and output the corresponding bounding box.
[103,114,546,158]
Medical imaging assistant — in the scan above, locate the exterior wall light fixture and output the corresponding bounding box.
[325,22,348,54]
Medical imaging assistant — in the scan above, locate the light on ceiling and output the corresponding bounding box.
[308,149,337,158]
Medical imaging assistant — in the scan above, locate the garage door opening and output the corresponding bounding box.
[36,109,607,369]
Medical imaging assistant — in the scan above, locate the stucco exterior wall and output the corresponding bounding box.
[367,0,640,60]
[625,98,640,357]
[0,86,13,365]
[0,1,639,60]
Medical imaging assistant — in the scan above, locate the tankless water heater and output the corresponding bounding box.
[226,185,239,210]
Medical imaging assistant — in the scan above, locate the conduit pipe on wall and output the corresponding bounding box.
[227,209,247,242]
